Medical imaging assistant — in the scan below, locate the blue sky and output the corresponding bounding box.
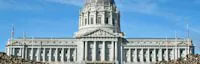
[0,0,200,54]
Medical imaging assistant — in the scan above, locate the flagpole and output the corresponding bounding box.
[31,37,34,60]
[174,31,177,60]
[11,24,15,56]
[186,24,190,54]
[165,36,169,61]
[10,25,13,56]
[175,31,180,60]
[22,32,27,59]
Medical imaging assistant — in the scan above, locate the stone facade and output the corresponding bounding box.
[6,0,194,64]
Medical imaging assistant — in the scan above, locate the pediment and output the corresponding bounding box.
[81,29,117,37]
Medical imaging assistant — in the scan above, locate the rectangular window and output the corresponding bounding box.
[85,18,87,25]
[91,17,94,24]
[105,17,109,24]
[97,17,101,24]
[112,19,115,25]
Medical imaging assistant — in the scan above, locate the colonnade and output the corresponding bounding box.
[124,47,188,63]
[11,47,77,62]
[84,41,117,62]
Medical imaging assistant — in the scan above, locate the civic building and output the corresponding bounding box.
[6,0,194,64]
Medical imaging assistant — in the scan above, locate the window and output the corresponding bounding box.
[105,12,110,24]
[85,18,87,25]
[82,18,84,26]
[91,17,94,24]
[105,17,109,24]
[97,16,101,24]
[112,19,115,25]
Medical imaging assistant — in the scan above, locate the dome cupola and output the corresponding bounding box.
[75,0,121,37]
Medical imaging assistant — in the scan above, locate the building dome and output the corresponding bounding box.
[85,0,115,6]
[75,0,120,37]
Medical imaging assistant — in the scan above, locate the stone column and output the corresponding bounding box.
[31,48,34,60]
[127,49,131,62]
[72,48,75,61]
[49,48,52,62]
[42,48,45,62]
[10,47,12,56]
[175,47,178,59]
[68,48,70,62]
[37,48,40,61]
[185,48,188,57]
[114,41,117,61]
[61,48,65,62]
[55,48,58,62]
[111,41,114,61]
[79,15,82,26]
[7,47,9,56]
[177,48,180,58]
[20,48,22,57]
[141,49,144,62]
[172,48,175,60]
[134,49,137,62]
[110,10,113,25]
[25,47,27,60]
[87,12,89,25]
[93,41,96,61]
[22,48,25,58]
[102,12,105,24]
[147,49,150,62]
[12,47,14,56]
[159,49,162,61]
[43,48,46,62]
[165,49,169,61]
[13,48,15,56]
[187,46,190,55]
[85,41,88,61]
[102,41,105,61]
[93,11,96,25]
[153,49,156,62]
[75,48,77,61]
